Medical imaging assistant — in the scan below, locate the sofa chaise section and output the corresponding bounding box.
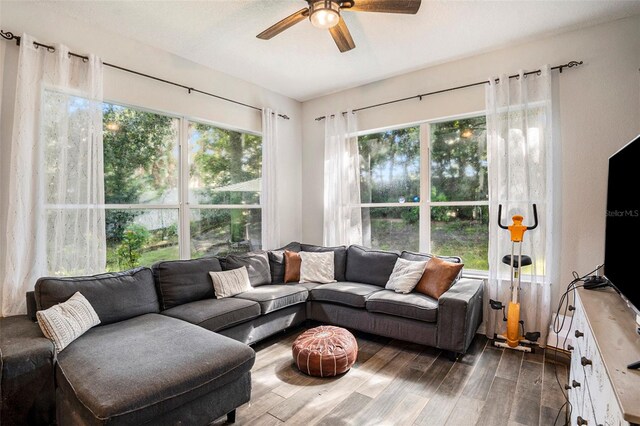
[55,314,254,426]
[34,267,254,425]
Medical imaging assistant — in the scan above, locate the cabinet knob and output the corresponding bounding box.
[581,356,592,366]
[567,344,574,351]
[572,380,581,388]
[569,305,575,311]
[577,416,588,425]
[575,330,584,338]
[564,383,572,390]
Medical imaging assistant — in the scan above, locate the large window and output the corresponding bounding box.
[103,104,261,270]
[359,116,488,271]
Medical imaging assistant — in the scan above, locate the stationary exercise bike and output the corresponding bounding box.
[490,204,541,352]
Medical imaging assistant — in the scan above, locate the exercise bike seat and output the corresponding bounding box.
[502,254,532,267]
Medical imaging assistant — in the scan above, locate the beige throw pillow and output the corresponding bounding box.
[36,291,100,353]
[299,251,336,284]
[210,267,252,298]
[385,258,429,294]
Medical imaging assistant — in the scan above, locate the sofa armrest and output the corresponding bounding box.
[0,315,56,425]
[436,278,484,354]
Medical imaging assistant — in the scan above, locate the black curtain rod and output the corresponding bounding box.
[0,30,290,120]
[315,60,583,121]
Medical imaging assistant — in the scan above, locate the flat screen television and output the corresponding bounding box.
[604,133,640,318]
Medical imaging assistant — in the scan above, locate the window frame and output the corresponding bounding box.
[356,111,489,274]
[102,100,262,261]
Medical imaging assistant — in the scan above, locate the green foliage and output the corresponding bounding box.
[359,126,420,203]
[189,124,262,250]
[103,104,177,241]
[430,117,487,209]
[115,224,150,269]
[359,118,489,269]
[191,124,262,205]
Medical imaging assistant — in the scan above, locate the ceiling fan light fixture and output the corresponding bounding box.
[309,0,340,29]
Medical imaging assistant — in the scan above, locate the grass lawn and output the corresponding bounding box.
[106,244,179,271]
[371,218,489,271]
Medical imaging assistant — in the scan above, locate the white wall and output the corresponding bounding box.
[301,16,640,304]
[0,2,303,247]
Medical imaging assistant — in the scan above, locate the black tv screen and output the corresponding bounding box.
[604,134,640,313]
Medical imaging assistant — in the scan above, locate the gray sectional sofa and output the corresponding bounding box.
[0,242,483,425]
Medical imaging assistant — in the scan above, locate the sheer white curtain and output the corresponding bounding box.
[484,66,559,347]
[261,108,280,249]
[323,111,363,246]
[1,35,105,316]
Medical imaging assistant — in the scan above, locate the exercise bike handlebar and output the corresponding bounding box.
[497,205,508,230]
[497,203,539,230]
[527,204,539,230]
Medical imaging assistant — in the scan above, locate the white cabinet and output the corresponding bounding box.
[568,290,637,426]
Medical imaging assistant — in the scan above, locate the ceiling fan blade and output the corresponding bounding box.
[343,0,421,14]
[257,8,309,40]
[329,16,356,53]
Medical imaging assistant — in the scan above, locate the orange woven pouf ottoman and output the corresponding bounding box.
[292,325,358,377]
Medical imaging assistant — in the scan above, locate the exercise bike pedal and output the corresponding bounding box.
[525,332,541,342]
[489,299,503,310]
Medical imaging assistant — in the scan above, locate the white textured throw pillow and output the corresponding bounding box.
[385,258,429,294]
[210,266,252,298]
[299,251,336,284]
[36,291,100,353]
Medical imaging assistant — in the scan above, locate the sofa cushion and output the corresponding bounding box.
[310,282,383,308]
[221,251,272,286]
[295,282,321,292]
[55,314,255,425]
[152,257,220,310]
[268,242,301,284]
[300,243,347,281]
[345,245,399,287]
[161,297,260,332]
[35,267,159,325]
[365,290,438,323]
[234,285,309,314]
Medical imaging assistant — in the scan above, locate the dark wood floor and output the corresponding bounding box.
[214,327,569,426]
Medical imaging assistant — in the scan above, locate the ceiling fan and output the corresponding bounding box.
[257,0,422,53]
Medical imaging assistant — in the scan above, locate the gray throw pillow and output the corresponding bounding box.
[221,251,272,287]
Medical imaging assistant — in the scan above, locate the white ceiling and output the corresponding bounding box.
[33,1,640,101]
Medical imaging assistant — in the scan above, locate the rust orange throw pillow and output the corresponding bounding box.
[414,257,464,299]
[284,250,302,283]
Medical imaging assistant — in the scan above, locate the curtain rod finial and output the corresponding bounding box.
[1,30,20,46]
